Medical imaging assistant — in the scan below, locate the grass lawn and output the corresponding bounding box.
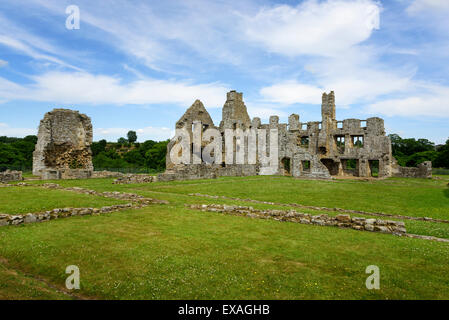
[0,187,127,214]
[0,176,448,299]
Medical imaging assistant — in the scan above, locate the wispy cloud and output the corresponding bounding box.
[0,72,229,108]
[0,13,82,71]
[407,0,449,15]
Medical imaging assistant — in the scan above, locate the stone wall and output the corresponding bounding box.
[33,109,94,179]
[113,174,157,184]
[188,204,407,235]
[91,171,125,179]
[0,170,23,183]
[392,161,432,179]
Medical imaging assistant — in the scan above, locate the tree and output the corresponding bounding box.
[127,131,137,144]
[91,139,107,156]
[434,139,449,168]
[405,151,438,167]
[117,137,128,146]
[389,134,436,166]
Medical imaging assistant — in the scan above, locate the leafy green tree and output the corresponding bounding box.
[434,139,449,168]
[389,134,436,166]
[405,151,438,167]
[123,150,145,166]
[117,137,128,146]
[91,139,107,156]
[127,131,137,144]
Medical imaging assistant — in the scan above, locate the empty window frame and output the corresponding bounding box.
[300,136,310,147]
[335,135,345,151]
[302,160,311,172]
[352,135,364,147]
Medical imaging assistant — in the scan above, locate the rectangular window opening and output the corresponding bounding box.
[302,160,311,173]
[335,135,345,153]
[352,135,364,148]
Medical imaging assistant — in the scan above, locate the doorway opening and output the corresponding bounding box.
[281,157,291,176]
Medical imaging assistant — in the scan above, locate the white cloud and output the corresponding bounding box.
[0,123,36,137]
[259,67,413,107]
[243,0,380,57]
[0,72,229,108]
[26,0,257,70]
[246,104,289,120]
[260,82,324,105]
[0,59,7,67]
[407,0,449,15]
[366,84,449,117]
[95,126,174,142]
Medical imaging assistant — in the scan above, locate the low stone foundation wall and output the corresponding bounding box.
[392,161,432,179]
[188,204,407,235]
[158,165,218,181]
[42,168,93,180]
[0,170,23,183]
[92,171,125,179]
[0,183,169,227]
[113,174,157,184]
[0,204,133,227]
[41,184,168,205]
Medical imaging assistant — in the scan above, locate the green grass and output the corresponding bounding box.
[128,176,449,220]
[0,187,127,214]
[0,176,448,299]
[0,258,71,300]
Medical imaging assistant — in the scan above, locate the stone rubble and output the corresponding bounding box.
[0,204,134,227]
[187,204,407,235]
[113,174,157,184]
[188,193,449,224]
[0,170,23,183]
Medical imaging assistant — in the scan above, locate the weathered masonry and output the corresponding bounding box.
[160,90,431,180]
[33,109,94,180]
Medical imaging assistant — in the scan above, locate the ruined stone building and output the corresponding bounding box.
[33,109,94,180]
[159,90,431,180]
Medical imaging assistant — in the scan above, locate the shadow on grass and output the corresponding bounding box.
[444,186,449,198]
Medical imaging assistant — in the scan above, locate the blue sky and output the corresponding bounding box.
[0,0,448,143]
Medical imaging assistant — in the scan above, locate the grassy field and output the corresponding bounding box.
[0,175,448,299]
[0,187,127,214]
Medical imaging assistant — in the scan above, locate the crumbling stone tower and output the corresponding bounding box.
[33,109,94,180]
[220,90,251,129]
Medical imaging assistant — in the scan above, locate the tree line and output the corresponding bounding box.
[389,134,449,168]
[0,131,169,173]
[0,131,448,172]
